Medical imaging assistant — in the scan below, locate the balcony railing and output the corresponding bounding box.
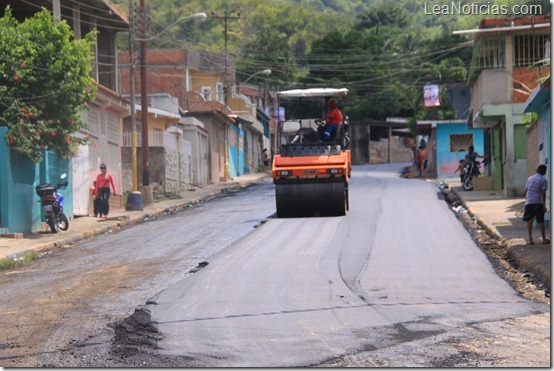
[122,130,164,147]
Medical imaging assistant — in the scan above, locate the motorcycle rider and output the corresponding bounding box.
[464,146,485,176]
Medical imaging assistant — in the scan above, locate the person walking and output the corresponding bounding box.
[263,148,269,171]
[427,140,436,177]
[522,164,549,245]
[95,163,116,218]
[92,181,102,217]
[417,144,429,178]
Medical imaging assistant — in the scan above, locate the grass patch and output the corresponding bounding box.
[0,251,39,272]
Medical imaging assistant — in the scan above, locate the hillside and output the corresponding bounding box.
[114,0,550,120]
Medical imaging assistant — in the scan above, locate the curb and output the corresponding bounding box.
[444,181,551,291]
[2,175,268,261]
[448,186,504,242]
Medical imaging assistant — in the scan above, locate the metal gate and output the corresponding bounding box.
[181,137,192,188]
[72,144,90,216]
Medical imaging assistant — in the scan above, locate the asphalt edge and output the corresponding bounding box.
[2,175,268,261]
[446,182,551,291]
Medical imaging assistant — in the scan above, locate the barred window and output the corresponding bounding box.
[479,38,505,69]
[450,133,473,152]
[514,33,550,67]
[153,128,164,146]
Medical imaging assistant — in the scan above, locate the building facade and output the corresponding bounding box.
[465,16,550,195]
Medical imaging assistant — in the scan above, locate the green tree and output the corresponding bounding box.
[355,1,409,30]
[0,7,96,162]
[305,28,413,120]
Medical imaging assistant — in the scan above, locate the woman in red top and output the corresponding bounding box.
[95,164,116,218]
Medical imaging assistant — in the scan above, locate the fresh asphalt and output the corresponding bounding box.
[0,165,550,292]
[144,163,548,367]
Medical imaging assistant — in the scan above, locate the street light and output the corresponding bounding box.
[134,12,208,41]
[236,69,271,94]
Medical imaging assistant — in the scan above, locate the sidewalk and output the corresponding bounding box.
[0,172,270,262]
[438,177,551,291]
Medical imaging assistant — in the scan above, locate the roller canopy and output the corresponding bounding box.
[278,88,348,98]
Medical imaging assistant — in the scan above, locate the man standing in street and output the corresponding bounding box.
[523,164,550,245]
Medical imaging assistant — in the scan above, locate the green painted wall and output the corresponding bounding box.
[0,127,72,234]
[513,124,527,160]
[493,128,503,191]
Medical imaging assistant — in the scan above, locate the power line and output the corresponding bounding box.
[211,11,240,103]
[18,0,130,31]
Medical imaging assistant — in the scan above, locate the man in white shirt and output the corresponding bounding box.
[523,164,549,244]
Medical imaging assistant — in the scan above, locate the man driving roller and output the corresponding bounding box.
[321,99,343,141]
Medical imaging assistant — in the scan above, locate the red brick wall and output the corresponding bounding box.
[513,67,550,103]
[119,50,188,108]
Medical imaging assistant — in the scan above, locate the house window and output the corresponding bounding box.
[201,86,212,101]
[514,33,550,67]
[216,83,224,103]
[450,133,473,152]
[153,128,163,146]
[479,38,505,69]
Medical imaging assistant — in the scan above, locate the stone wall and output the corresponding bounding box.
[164,147,179,193]
[369,136,413,164]
[121,147,166,192]
[351,124,413,165]
[350,124,370,165]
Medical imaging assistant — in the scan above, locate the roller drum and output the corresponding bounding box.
[276,181,347,217]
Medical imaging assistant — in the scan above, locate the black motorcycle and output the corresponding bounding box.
[35,174,69,233]
[462,161,481,191]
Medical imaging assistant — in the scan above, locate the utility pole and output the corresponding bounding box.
[125,0,143,211]
[129,0,137,192]
[211,11,239,104]
[139,0,149,188]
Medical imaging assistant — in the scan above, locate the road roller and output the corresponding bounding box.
[272,88,351,218]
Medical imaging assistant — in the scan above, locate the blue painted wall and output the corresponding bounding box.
[0,127,72,234]
[228,125,245,178]
[238,131,245,175]
[436,122,485,178]
[229,125,239,178]
[536,92,550,225]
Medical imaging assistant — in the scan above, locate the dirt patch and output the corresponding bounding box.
[0,253,169,367]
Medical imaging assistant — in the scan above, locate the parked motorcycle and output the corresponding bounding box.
[35,174,69,233]
[462,161,481,191]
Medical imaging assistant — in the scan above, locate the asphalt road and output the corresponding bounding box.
[146,163,549,367]
[0,175,277,367]
[0,163,548,367]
